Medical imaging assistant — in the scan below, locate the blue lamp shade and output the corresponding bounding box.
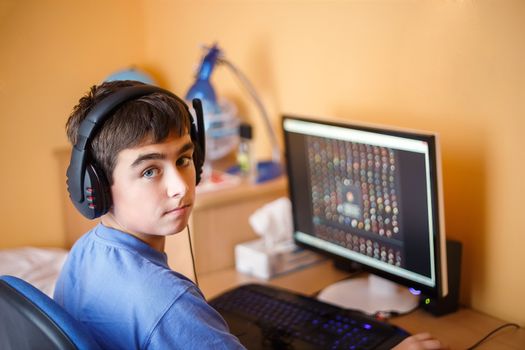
[185,45,221,113]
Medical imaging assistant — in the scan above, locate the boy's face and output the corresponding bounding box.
[103,132,196,240]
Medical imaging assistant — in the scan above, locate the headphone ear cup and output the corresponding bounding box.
[75,163,112,219]
[189,119,204,185]
[192,141,205,185]
[189,98,206,185]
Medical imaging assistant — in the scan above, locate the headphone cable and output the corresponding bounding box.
[186,224,199,287]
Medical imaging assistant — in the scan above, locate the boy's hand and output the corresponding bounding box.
[393,332,449,350]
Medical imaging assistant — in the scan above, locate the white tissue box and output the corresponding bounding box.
[235,239,325,279]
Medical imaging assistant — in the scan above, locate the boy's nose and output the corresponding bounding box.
[166,169,189,198]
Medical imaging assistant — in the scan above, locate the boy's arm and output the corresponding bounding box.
[144,287,246,350]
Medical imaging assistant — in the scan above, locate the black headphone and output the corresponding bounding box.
[66,84,206,220]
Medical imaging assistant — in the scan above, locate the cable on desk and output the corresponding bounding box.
[186,225,199,288]
[466,322,520,349]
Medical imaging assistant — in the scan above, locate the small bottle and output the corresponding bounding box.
[237,123,257,183]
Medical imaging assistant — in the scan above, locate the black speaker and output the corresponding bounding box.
[66,84,205,220]
[421,240,462,316]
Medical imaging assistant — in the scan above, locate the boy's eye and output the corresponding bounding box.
[142,168,159,178]
[177,156,193,167]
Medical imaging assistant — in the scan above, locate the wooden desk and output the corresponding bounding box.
[199,261,525,350]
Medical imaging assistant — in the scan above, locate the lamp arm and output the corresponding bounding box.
[218,57,281,164]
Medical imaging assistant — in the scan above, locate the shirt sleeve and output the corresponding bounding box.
[144,287,246,350]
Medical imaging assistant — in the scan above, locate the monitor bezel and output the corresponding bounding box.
[282,115,448,298]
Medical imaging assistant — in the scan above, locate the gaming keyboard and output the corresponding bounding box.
[209,283,409,349]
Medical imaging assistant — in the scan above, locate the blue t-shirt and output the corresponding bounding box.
[54,224,245,349]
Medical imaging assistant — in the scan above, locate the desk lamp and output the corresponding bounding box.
[186,44,282,183]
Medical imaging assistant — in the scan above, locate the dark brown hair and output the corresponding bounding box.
[66,80,192,184]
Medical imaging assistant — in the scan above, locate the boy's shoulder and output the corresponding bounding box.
[66,224,195,292]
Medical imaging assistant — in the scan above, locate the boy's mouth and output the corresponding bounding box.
[164,204,192,216]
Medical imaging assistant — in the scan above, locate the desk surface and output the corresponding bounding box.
[199,261,524,350]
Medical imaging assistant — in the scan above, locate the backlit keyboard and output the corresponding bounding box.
[209,283,409,349]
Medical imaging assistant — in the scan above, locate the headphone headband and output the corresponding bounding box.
[76,86,168,150]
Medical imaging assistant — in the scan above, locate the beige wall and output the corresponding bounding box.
[1,0,524,325]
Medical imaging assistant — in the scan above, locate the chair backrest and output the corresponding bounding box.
[0,275,101,350]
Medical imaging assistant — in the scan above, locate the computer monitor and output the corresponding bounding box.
[282,115,448,314]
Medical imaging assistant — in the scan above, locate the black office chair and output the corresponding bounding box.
[0,275,101,350]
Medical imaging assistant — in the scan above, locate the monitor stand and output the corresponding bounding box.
[317,274,419,315]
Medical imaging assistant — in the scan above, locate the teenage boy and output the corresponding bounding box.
[54,80,245,349]
[55,80,446,350]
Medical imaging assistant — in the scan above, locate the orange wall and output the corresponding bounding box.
[0,0,145,247]
[143,0,524,325]
[1,0,523,325]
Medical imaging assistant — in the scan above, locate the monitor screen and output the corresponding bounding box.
[283,116,448,299]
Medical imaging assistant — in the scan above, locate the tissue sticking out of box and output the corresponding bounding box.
[249,197,293,250]
[235,197,325,279]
